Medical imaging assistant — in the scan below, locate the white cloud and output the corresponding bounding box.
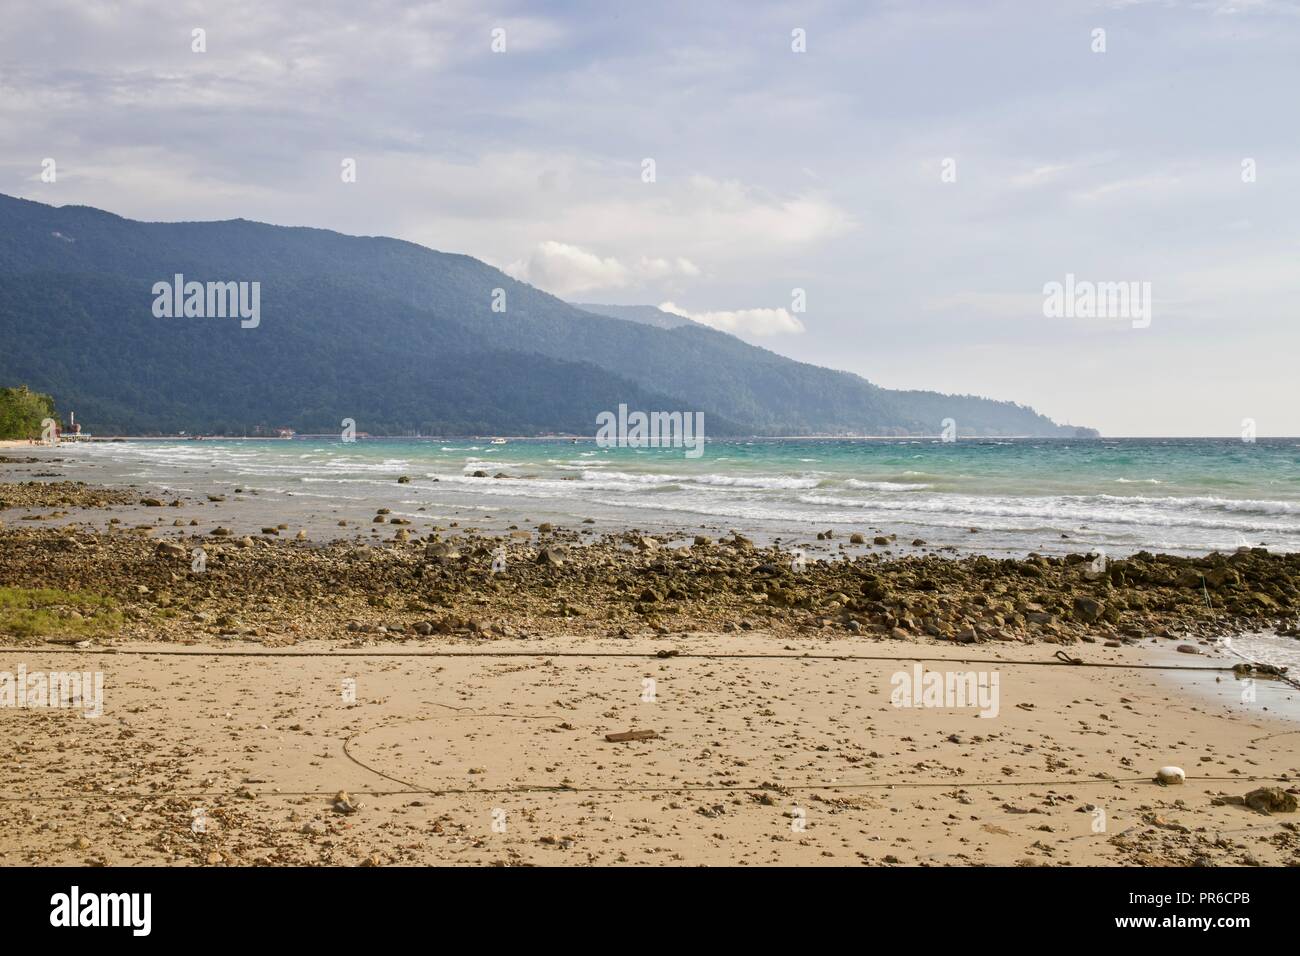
[507,241,699,296]
[659,301,805,337]
[507,241,627,296]
[637,256,702,280]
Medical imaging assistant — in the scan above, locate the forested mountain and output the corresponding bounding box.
[0,194,1092,437]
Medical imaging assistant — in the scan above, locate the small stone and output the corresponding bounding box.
[425,541,460,563]
[536,547,565,566]
[1156,766,1186,786]
[332,790,359,814]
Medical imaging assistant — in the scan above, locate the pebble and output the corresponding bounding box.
[1156,766,1186,785]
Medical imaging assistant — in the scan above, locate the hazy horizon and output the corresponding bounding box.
[3,0,1298,436]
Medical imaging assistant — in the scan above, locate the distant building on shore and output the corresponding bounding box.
[53,411,91,441]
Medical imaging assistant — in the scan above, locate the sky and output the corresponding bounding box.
[2,0,1298,436]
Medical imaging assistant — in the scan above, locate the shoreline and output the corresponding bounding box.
[18,434,1300,443]
[2,457,1298,652]
[17,437,1300,562]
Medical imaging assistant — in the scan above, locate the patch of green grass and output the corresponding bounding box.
[0,586,124,639]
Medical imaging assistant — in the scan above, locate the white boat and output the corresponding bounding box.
[490,438,507,444]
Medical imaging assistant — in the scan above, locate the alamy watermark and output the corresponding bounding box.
[596,403,705,459]
[1,665,103,718]
[152,274,260,329]
[1043,273,1151,329]
[50,886,150,936]
[890,664,999,718]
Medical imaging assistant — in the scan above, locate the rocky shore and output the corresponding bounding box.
[0,479,1296,648]
[0,478,136,512]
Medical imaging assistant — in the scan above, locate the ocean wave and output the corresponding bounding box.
[1092,493,1300,515]
[57,439,1300,554]
[689,473,820,489]
[583,470,819,490]
[845,479,931,491]
[796,493,1298,533]
[581,470,676,485]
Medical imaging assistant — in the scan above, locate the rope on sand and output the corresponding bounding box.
[0,644,1258,674]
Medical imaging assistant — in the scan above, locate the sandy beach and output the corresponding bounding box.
[2,452,1298,867]
[2,638,1297,867]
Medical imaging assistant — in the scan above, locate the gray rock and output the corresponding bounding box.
[425,541,461,563]
[536,546,566,566]
[1073,596,1105,623]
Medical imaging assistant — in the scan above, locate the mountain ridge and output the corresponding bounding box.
[0,193,1097,438]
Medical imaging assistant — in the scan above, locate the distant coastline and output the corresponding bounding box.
[24,433,1300,442]
[17,432,1114,442]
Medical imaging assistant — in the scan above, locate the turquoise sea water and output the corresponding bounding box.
[62,437,1300,557]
